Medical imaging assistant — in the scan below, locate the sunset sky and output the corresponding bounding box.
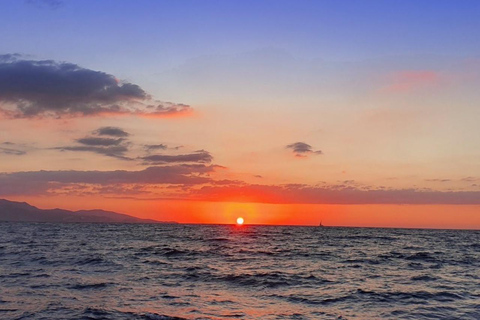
[1,0,480,228]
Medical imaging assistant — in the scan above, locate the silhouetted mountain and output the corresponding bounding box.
[0,199,174,224]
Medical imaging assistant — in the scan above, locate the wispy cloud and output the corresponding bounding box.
[0,147,26,156]
[425,178,451,183]
[56,127,131,160]
[59,145,131,160]
[0,142,28,156]
[55,126,212,163]
[144,144,168,152]
[141,150,213,164]
[383,70,440,93]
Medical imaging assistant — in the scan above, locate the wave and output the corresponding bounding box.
[1,223,478,320]
[70,282,112,290]
[78,308,187,320]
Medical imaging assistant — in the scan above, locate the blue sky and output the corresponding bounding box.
[3,1,480,66]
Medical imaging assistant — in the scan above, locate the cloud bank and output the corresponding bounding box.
[1,166,480,205]
[193,184,480,205]
[0,165,219,196]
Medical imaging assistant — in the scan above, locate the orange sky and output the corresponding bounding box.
[6,195,480,230]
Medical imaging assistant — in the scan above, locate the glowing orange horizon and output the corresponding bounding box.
[5,195,480,230]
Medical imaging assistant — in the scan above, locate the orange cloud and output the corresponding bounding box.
[135,105,194,119]
[383,70,441,93]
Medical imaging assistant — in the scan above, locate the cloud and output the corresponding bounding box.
[2,164,480,204]
[56,127,131,160]
[144,144,168,152]
[0,55,191,118]
[94,126,130,137]
[0,147,26,156]
[425,179,451,183]
[76,137,125,146]
[59,145,130,160]
[286,142,323,157]
[141,150,213,164]
[383,70,440,93]
[192,184,480,205]
[0,142,28,155]
[0,165,219,196]
[142,102,192,118]
[55,126,211,163]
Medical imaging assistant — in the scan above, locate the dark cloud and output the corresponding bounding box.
[0,55,190,118]
[56,127,131,159]
[56,126,209,163]
[0,54,21,62]
[286,142,323,157]
[2,164,480,204]
[94,126,129,137]
[145,144,168,151]
[193,184,480,205]
[59,145,131,160]
[141,150,213,164]
[0,147,26,156]
[76,137,125,147]
[0,165,219,196]
[0,142,28,155]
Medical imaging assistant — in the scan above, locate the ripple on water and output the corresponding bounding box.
[0,224,478,320]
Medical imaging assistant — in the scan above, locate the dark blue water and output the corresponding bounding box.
[0,223,479,319]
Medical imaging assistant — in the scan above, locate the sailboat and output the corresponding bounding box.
[318,221,324,227]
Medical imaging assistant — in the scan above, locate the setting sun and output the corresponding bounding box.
[236,217,244,225]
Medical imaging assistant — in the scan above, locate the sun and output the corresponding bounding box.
[236,217,244,225]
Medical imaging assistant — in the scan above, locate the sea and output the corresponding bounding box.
[0,223,479,320]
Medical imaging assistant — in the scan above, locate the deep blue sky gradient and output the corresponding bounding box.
[2,0,480,67]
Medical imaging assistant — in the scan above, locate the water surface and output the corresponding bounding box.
[0,223,479,319]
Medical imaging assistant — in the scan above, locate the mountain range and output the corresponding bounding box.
[0,199,170,224]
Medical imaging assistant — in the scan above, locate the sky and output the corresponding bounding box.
[1,0,480,229]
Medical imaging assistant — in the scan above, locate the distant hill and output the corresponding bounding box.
[0,199,173,224]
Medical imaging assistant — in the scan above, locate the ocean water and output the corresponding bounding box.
[0,223,479,320]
